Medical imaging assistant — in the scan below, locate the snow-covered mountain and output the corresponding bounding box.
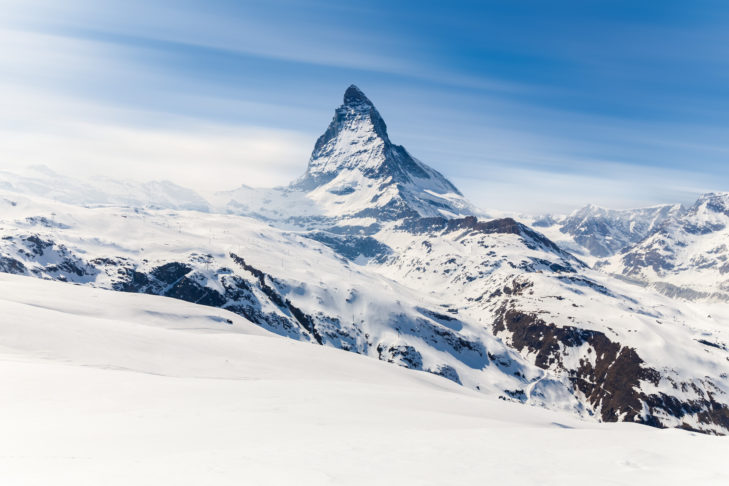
[532,203,684,260]
[532,195,729,303]
[599,192,729,302]
[213,85,475,227]
[2,86,729,434]
[292,85,474,219]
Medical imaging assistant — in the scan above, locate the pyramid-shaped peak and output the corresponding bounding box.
[343,84,373,107]
[307,84,390,160]
[289,84,470,221]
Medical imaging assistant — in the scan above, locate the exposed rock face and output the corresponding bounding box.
[492,305,729,433]
[377,344,424,370]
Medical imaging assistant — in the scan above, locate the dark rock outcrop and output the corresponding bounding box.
[493,304,729,433]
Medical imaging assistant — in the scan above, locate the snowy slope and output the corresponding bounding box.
[599,192,729,302]
[1,273,727,486]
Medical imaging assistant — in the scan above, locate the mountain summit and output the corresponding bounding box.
[293,85,473,220]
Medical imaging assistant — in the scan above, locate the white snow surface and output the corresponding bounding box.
[1,272,727,486]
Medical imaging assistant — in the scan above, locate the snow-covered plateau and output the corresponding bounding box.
[1,85,728,483]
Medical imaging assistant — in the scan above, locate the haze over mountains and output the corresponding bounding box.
[2,86,729,438]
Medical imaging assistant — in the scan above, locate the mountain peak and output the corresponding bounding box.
[293,85,397,191]
[290,85,472,220]
[343,84,373,107]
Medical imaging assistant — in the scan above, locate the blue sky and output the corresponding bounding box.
[2,0,729,213]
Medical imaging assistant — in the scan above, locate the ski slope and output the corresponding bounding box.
[0,273,726,485]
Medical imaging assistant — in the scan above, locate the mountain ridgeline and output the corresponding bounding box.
[1,85,728,434]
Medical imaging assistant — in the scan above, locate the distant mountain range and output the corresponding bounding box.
[1,85,728,434]
[598,193,729,302]
[532,203,685,259]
